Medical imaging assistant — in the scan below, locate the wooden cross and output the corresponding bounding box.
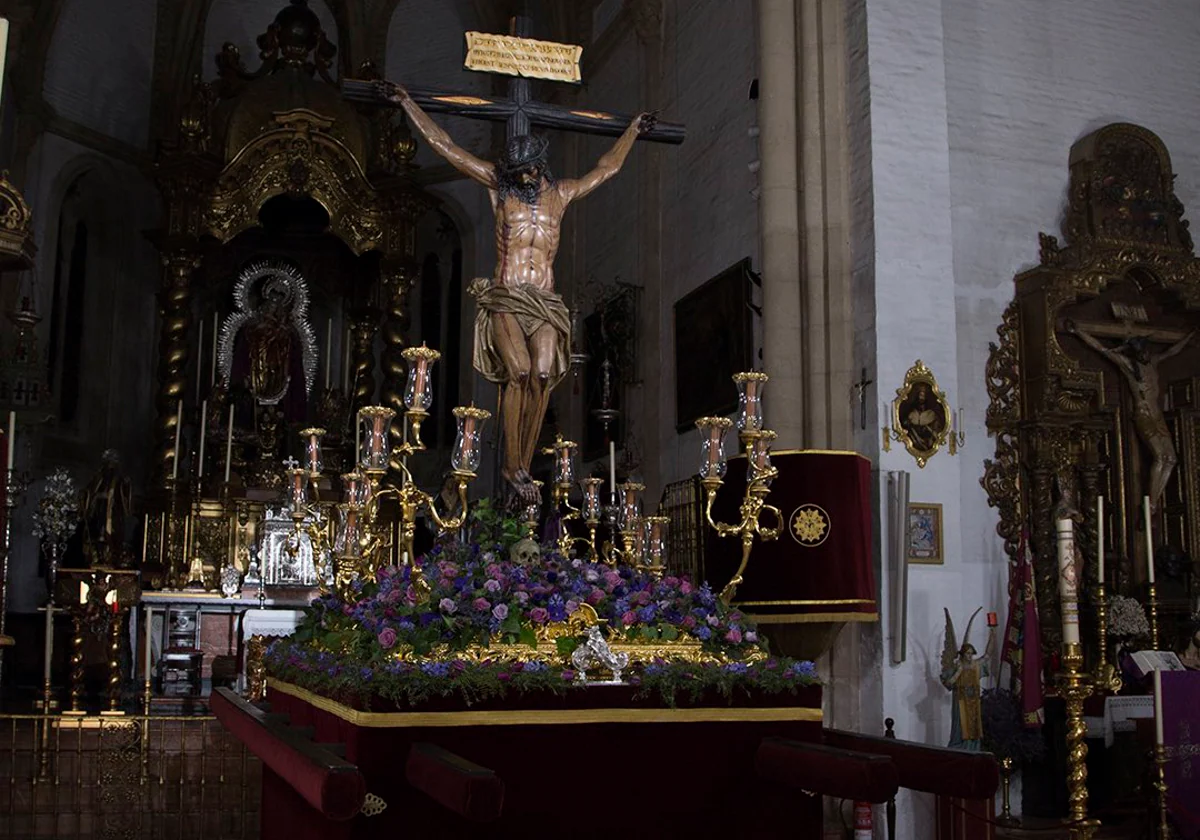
[852,367,874,430]
[342,12,685,147]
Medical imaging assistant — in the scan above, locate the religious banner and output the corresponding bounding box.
[704,451,877,623]
[1163,670,1200,839]
[1000,530,1044,727]
[464,32,582,83]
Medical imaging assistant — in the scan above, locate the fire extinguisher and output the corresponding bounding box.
[853,801,873,839]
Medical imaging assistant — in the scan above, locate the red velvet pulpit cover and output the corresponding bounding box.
[706,451,878,623]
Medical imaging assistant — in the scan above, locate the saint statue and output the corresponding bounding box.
[377,80,656,502]
[81,449,133,567]
[940,607,995,751]
[1065,319,1195,511]
[219,260,318,421]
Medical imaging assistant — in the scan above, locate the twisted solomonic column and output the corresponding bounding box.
[155,251,199,487]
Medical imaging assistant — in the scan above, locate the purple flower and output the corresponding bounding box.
[515,591,530,605]
[725,628,743,644]
[621,610,638,627]
[472,597,491,612]
[530,607,549,624]
[745,630,758,643]
[695,626,712,641]
[565,599,579,616]
[377,627,398,649]
[706,614,720,627]
[484,579,502,593]
[492,603,509,621]
[420,661,451,678]
[548,594,567,622]
[560,669,576,682]
[439,597,457,614]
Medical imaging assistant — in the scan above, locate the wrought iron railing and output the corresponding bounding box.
[0,713,260,839]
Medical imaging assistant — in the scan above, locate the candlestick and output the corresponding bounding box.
[1149,581,1161,650]
[144,605,153,683]
[6,410,13,469]
[224,405,234,484]
[197,399,208,479]
[195,319,204,403]
[609,441,616,504]
[1144,495,1155,584]
[172,401,182,480]
[211,311,218,387]
[1057,643,1097,837]
[1097,495,1105,585]
[1154,668,1165,745]
[1154,743,1171,840]
[43,604,53,684]
[325,319,332,389]
[1057,518,1080,645]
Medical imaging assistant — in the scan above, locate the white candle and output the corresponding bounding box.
[609,441,617,504]
[144,606,153,683]
[224,405,234,484]
[325,319,332,389]
[172,400,183,480]
[211,312,219,387]
[0,19,10,117]
[43,604,53,683]
[1144,495,1155,585]
[1097,495,1105,585]
[197,400,208,479]
[6,410,14,469]
[1057,518,1081,645]
[195,319,204,403]
[1154,668,1165,746]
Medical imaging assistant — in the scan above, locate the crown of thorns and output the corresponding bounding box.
[498,134,549,174]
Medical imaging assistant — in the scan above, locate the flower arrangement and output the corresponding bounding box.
[1108,594,1150,640]
[267,501,820,709]
[981,688,1046,762]
[31,468,80,548]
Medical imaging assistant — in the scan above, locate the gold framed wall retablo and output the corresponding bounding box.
[907,502,944,564]
[891,361,952,468]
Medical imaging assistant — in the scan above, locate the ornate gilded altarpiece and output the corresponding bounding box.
[144,1,433,588]
[984,123,1200,659]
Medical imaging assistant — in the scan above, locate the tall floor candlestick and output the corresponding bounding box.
[1144,495,1155,584]
[195,320,204,403]
[1092,496,1121,692]
[224,405,234,485]
[197,400,208,479]
[609,441,617,504]
[1149,582,1161,650]
[6,410,14,469]
[42,604,53,684]
[1058,642,1097,839]
[172,400,183,480]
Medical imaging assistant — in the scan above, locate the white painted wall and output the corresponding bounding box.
[866,0,1200,837]
[42,0,158,148]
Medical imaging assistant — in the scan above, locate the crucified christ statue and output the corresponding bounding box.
[377,80,655,504]
[1064,318,1195,511]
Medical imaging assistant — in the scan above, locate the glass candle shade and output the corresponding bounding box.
[629,516,647,561]
[617,482,645,532]
[695,416,733,479]
[747,429,777,486]
[336,504,363,559]
[342,471,371,508]
[733,371,769,433]
[402,344,441,412]
[358,406,396,472]
[450,406,490,474]
[582,477,604,522]
[644,515,669,567]
[288,467,309,511]
[300,427,326,477]
[554,438,579,488]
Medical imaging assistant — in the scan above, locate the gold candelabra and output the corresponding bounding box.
[1153,743,1171,840]
[1091,581,1122,694]
[696,374,783,605]
[1148,582,1161,650]
[1057,642,1098,839]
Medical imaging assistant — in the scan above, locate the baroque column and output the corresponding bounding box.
[156,251,199,486]
[379,260,417,472]
[756,0,804,447]
[350,311,379,414]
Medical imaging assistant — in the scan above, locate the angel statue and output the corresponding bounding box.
[940,607,996,751]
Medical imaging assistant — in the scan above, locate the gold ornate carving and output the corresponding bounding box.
[0,171,36,271]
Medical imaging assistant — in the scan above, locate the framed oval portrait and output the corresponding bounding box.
[891,360,951,468]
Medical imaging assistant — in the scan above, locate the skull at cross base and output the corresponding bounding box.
[510,537,541,566]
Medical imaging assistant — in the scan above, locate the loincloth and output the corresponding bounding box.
[469,279,571,386]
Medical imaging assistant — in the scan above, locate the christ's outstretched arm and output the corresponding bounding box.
[558,112,657,202]
[1155,329,1196,364]
[376,81,497,188]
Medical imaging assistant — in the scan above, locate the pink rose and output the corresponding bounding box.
[681,615,697,630]
[745,630,758,643]
[515,591,530,605]
[473,597,490,612]
[530,607,549,624]
[603,572,622,589]
[621,610,638,627]
[725,628,743,644]
[587,588,605,605]
[663,576,681,588]
[565,599,579,615]
[377,628,398,649]
[680,581,693,595]
[492,603,509,621]
[405,585,419,605]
